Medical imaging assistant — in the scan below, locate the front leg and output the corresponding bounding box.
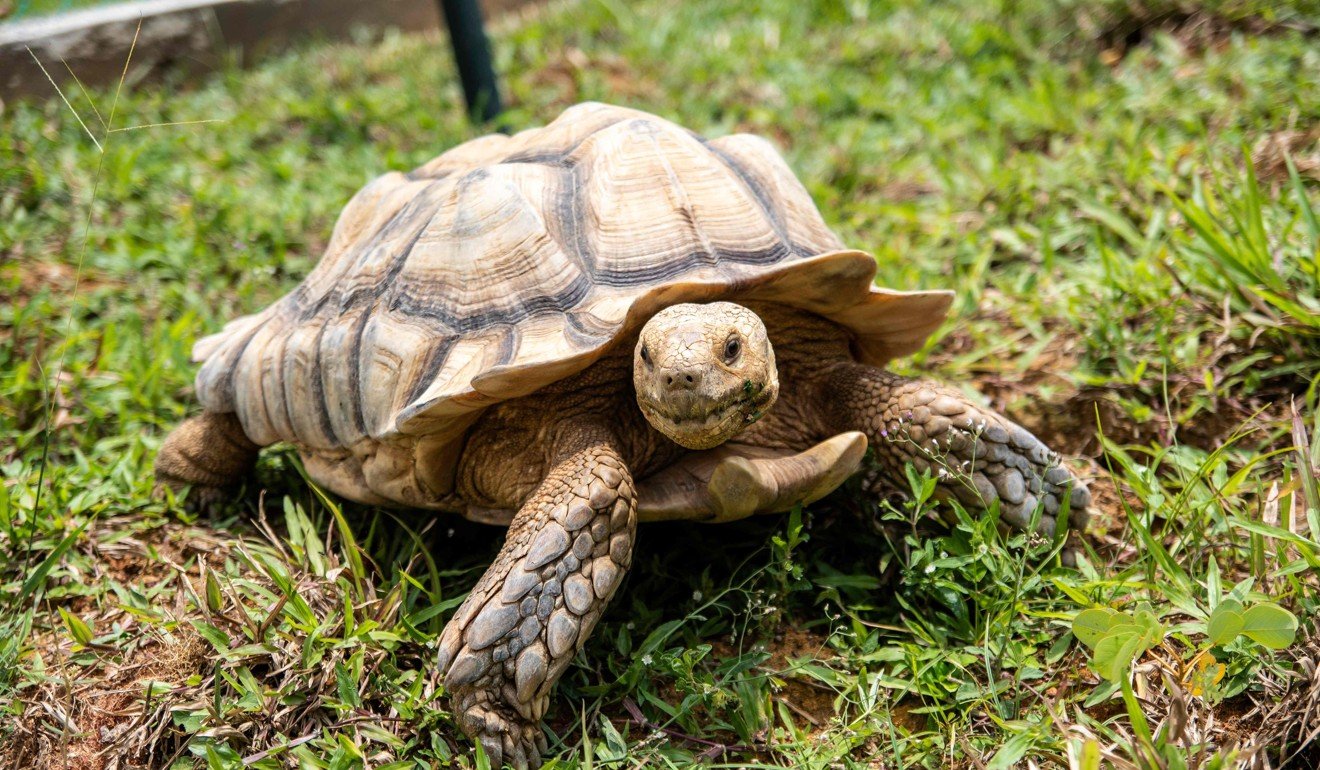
[823,362,1089,535]
[438,440,636,769]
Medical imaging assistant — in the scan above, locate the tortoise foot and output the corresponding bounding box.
[180,484,233,516]
[458,699,548,770]
[155,412,258,515]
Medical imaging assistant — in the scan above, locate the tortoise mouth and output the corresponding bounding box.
[639,380,777,450]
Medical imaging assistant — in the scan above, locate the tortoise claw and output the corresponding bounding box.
[462,702,543,770]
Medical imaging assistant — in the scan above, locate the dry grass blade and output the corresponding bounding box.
[26,47,102,152]
[1292,399,1319,536]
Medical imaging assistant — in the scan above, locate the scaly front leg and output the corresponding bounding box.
[438,440,636,769]
[823,362,1089,535]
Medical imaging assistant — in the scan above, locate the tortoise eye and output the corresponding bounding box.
[640,345,651,365]
[723,336,741,363]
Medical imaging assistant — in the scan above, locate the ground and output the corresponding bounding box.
[2,0,1320,767]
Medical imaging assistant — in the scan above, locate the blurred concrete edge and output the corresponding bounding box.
[0,0,530,100]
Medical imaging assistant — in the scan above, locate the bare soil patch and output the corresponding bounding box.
[2,518,228,770]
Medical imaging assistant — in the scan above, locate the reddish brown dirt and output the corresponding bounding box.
[758,625,843,735]
[1252,128,1320,184]
[6,625,209,770]
[523,47,661,111]
[1081,3,1316,66]
[7,258,124,305]
[2,519,229,770]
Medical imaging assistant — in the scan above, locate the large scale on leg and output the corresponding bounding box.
[437,437,635,766]
[157,103,1090,768]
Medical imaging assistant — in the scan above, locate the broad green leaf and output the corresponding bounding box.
[1092,630,1143,682]
[1079,739,1101,770]
[598,713,629,759]
[987,730,1034,769]
[1104,622,1144,644]
[1206,605,1244,646]
[336,733,365,759]
[226,643,278,659]
[190,619,231,651]
[1216,598,1244,614]
[638,618,686,656]
[1241,603,1299,649]
[336,661,359,708]
[1050,578,1094,606]
[1134,609,1164,646]
[1072,608,1120,649]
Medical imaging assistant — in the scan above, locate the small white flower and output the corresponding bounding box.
[693,590,703,601]
[924,564,936,574]
[641,654,653,666]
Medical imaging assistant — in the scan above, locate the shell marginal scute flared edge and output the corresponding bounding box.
[190,103,954,458]
[439,250,951,417]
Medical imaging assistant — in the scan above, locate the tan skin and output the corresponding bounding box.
[157,301,1088,769]
[455,303,848,511]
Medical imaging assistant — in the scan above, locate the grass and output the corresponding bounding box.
[2,0,1320,767]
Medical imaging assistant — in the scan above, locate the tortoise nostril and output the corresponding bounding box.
[662,367,702,391]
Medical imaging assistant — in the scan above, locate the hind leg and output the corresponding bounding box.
[155,412,260,511]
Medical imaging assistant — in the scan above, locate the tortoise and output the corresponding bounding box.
[156,102,1089,768]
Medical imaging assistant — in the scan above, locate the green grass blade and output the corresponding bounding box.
[18,517,92,605]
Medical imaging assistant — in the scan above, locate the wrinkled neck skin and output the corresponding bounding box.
[743,301,854,372]
[732,302,854,450]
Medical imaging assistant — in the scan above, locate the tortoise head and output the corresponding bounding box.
[633,302,780,450]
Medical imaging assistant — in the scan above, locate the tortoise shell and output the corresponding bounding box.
[193,103,952,495]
